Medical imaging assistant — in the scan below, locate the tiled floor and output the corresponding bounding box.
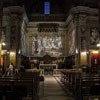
[39,76,75,100]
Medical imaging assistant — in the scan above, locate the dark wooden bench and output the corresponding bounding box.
[79,74,100,99]
[61,70,100,100]
[0,71,40,100]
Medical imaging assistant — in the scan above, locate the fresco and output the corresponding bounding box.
[32,34,63,57]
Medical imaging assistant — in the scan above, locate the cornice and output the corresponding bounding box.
[70,6,99,16]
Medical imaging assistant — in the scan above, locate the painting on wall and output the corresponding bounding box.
[32,34,63,57]
[68,29,75,55]
[90,28,100,46]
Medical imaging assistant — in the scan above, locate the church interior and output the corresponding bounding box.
[0,0,99,100]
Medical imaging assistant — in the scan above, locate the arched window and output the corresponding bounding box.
[44,1,50,14]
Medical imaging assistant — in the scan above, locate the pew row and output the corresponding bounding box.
[0,70,40,100]
[60,69,100,100]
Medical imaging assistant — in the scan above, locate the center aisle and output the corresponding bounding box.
[39,76,75,100]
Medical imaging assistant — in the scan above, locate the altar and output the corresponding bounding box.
[39,64,58,75]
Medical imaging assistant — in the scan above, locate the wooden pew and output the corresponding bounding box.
[79,74,100,100]
[0,70,40,100]
[61,70,100,100]
[60,69,81,99]
[18,71,40,100]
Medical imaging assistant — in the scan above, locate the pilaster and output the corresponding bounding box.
[69,6,99,67]
[4,6,27,67]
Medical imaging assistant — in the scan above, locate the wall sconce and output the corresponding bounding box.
[18,50,21,54]
[75,48,79,54]
[97,43,100,47]
[81,51,90,55]
[2,42,6,46]
[10,52,15,56]
[81,52,86,55]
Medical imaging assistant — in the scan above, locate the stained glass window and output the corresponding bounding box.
[44,1,50,14]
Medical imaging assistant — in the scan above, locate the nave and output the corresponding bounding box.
[39,76,75,100]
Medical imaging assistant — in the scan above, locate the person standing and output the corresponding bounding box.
[8,63,14,76]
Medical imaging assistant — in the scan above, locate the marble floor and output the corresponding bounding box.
[39,76,75,100]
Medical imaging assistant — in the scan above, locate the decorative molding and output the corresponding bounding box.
[30,14,67,22]
[70,6,98,16]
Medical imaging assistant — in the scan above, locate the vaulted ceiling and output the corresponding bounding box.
[3,0,99,16]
